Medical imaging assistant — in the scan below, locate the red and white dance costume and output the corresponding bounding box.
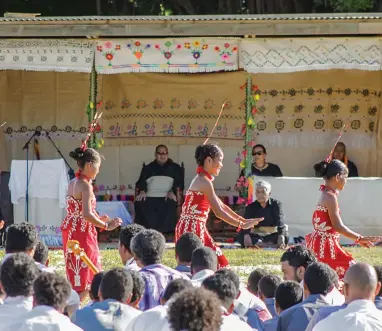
[306,185,355,280]
[61,178,101,292]
[175,189,229,269]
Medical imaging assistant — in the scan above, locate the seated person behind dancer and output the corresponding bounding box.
[240,144,282,177]
[237,180,288,248]
[315,142,358,177]
[176,143,263,269]
[135,145,184,234]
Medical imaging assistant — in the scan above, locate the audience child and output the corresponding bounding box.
[87,272,106,306]
[258,275,283,317]
[118,224,145,271]
[73,268,141,331]
[313,263,382,331]
[277,262,332,331]
[167,287,223,331]
[280,245,317,282]
[190,246,217,286]
[127,270,145,309]
[202,273,253,330]
[33,240,50,267]
[263,281,303,331]
[324,267,345,306]
[131,229,187,311]
[248,268,269,295]
[175,232,203,278]
[126,278,193,331]
[0,253,40,331]
[374,265,382,310]
[9,272,82,331]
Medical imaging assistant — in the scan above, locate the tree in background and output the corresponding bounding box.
[0,0,381,16]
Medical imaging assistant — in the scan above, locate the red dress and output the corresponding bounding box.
[61,197,101,292]
[175,190,229,269]
[306,189,355,279]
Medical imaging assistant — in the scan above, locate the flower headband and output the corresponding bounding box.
[80,112,103,151]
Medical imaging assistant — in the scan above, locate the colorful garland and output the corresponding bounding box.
[235,77,260,204]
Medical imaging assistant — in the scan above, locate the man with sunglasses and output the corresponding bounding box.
[135,145,184,234]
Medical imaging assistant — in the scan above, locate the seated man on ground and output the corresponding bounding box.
[315,142,358,177]
[131,229,188,311]
[73,268,141,330]
[0,253,40,331]
[167,287,223,331]
[135,145,184,234]
[202,273,253,331]
[263,281,303,331]
[126,278,193,331]
[175,232,203,278]
[277,262,332,331]
[374,265,382,310]
[126,269,145,310]
[313,263,382,331]
[118,224,145,271]
[9,273,82,331]
[237,181,288,248]
[258,275,283,318]
[86,271,105,307]
[190,246,218,286]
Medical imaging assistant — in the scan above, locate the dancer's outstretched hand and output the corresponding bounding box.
[241,218,264,230]
[363,236,382,242]
[107,217,122,231]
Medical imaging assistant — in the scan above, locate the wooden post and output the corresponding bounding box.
[88,63,98,149]
[245,75,252,177]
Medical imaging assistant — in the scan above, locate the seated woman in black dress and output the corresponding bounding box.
[237,180,288,248]
[240,144,283,177]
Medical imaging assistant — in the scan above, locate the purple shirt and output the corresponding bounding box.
[138,264,188,311]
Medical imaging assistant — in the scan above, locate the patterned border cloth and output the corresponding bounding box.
[95,38,239,73]
[240,38,382,73]
[0,39,94,72]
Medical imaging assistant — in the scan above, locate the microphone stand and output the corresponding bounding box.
[45,132,75,180]
[22,131,40,222]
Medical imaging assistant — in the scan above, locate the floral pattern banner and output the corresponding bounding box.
[240,38,382,73]
[99,72,247,146]
[95,39,239,74]
[0,39,94,72]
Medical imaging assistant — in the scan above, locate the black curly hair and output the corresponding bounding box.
[90,271,106,302]
[34,272,71,311]
[275,281,303,311]
[126,269,145,303]
[162,278,193,303]
[374,266,382,296]
[130,229,166,266]
[215,268,240,295]
[258,274,282,298]
[314,159,348,179]
[247,268,269,294]
[69,147,101,169]
[280,245,317,269]
[304,262,333,296]
[168,287,223,331]
[0,253,40,297]
[202,273,237,310]
[5,222,38,253]
[175,232,203,264]
[100,268,133,302]
[119,224,145,254]
[33,240,49,265]
[195,143,222,166]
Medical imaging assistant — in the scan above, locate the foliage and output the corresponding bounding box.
[314,0,375,11]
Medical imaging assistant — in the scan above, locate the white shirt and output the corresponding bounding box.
[236,285,267,311]
[325,286,345,306]
[191,269,215,287]
[7,305,82,331]
[126,304,169,331]
[125,258,140,271]
[313,299,382,331]
[0,296,33,331]
[221,313,253,331]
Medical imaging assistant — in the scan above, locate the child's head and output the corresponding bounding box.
[90,271,106,302]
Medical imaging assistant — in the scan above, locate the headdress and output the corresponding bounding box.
[80,112,103,151]
[325,123,348,163]
[203,101,227,145]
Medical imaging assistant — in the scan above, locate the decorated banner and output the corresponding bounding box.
[95,38,239,74]
[0,39,94,72]
[240,38,382,73]
[99,72,247,146]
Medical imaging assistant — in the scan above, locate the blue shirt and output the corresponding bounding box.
[265,298,277,317]
[375,296,382,310]
[276,294,329,331]
[305,304,347,331]
[174,264,192,278]
[72,299,141,331]
[263,317,278,331]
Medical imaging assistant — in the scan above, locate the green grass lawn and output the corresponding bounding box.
[2,246,381,281]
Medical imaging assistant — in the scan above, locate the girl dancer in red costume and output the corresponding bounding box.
[175,143,263,268]
[306,159,381,280]
[61,147,122,300]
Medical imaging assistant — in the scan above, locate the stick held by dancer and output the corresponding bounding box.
[175,143,263,269]
[306,159,381,280]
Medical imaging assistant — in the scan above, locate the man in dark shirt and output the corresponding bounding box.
[237,180,288,248]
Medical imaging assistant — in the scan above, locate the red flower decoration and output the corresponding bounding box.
[115,45,121,50]
[164,52,172,59]
[242,150,247,157]
[253,85,259,90]
[96,46,103,51]
[135,41,141,47]
[96,101,103,109]
[252,107,258,115]
[214,46,220,51]
[95,124,101,133]
[224,43,230,48]
[119,185,126,192]
[106,53,113,61]
[232,46,238,52]
[155,44,160,49]
[176,44,182,49]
